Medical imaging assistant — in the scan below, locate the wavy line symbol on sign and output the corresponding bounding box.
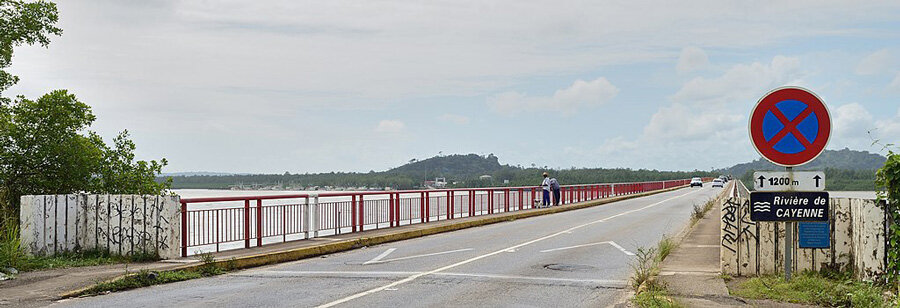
[753,202,771,212]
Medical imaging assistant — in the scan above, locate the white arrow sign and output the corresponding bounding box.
[753,171,825,191]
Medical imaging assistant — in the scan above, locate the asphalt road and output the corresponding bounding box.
[55,186,721,308]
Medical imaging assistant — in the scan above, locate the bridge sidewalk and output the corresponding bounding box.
[656,197,747,307]
[2,186,685,308]
[655,189,812,308]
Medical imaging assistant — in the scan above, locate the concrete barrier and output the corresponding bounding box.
[720,182,887,281]
[20,194,182,259]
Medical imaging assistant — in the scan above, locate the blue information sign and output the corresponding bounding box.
[798,221,830,248]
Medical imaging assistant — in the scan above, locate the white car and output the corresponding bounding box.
[711,179,724,188]
[690,177,703,187]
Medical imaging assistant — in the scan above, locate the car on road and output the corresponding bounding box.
[690,177,703,187]
[711,179,724,188]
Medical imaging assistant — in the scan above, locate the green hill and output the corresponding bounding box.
[163,154,715,190]
[719,148,886,191]
[386,154,504,179]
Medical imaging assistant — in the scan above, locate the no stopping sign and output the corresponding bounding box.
[749,87,831,167]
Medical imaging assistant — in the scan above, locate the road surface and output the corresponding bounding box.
[55,186,721,308]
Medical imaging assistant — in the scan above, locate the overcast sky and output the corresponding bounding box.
[8,1,900,173]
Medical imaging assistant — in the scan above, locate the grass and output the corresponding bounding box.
[630,235,684,308]
[81,269,202,296]
[78,250,226,296]
[731,270,894,307]
[656,236,676,263]
[690,198,714,226]
[0,220,159,273]
[632,284,683,308]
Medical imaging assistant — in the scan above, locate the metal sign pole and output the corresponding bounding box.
[784,166,792,281]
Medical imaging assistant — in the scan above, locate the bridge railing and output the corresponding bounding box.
[179,179,698,256]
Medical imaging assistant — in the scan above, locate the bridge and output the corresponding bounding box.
[49,179,720,307]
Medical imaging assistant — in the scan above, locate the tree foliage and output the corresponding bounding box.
[876,149,900,288]
[0,1,169,222]
[0,0,62,97]
[166,154,717,190]
[0,91,170,217]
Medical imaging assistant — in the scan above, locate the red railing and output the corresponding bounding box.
[179,179,701,256]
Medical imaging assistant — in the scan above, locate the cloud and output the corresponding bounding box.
[832,103,875,148]
[438,114,470,125]
[646,56,804,142]
[829,103,900,149]
[375,120,405,133]
[889,72,900,92]
[856,49,893,75]
[488,77,618,115]
[676,46,710,73]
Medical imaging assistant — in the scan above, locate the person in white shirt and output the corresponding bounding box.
[540,172,551,207]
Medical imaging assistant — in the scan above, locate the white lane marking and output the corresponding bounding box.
[435,272,628,286]
[539,241,634,256]
[539,241,610,253]
[607,241,636,256]
[316,189,700,308]
[243,270,628,286]
[686,244,719,248]
[363,248,396,265]
[371,248,474,264]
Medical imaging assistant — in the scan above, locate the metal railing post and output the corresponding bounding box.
[352,195,357,232]
[447,191,453,220]
[488,189,494,214]
[303,197,310,239]
[389,193,395,227]
[244,199,251,248]
[504,189,510,212]
[310,194,319,238]
[420,192,426,223]
[358,195,365,231]
[181,201,187,257]
[256,199,263,247]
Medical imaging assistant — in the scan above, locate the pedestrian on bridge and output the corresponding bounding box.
[541,172,551,207]
[549,177,561,206]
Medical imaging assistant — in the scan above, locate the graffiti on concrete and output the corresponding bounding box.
[20,194,181,259]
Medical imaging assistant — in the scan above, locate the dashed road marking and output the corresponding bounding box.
[316,189,700,308]
[363,248,396,265]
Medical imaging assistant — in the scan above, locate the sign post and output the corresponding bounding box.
[748,86,832,281]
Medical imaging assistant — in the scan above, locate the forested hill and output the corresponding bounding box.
[386,154,504,179]
[720,148,887,191]
[720,148,886,176]
[163,154,716,190]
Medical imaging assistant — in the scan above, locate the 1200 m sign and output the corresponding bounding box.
[749,191,829,222]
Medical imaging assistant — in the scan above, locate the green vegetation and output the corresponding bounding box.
[728,148,886,191]
[690,198,714,227]
[0,0,170,271]
[4,249,158,273]
[876,147,899,289]
[741,167,878,192]
[731,271,893,307]
[79,251,224,296]
[630,236,682,308]
[81,269,202,296]
[632,285,682,308]
[166,153,717,190]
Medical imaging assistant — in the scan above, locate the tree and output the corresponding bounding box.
[1,91,171,216]
[90,130,169,195]
[1,91,102,211]
[0,0,62,98]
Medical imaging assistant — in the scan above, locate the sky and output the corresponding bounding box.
[7,0,900,174]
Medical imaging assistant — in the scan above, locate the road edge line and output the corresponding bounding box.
[59,185,690,299]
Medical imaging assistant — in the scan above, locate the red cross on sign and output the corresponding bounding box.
[749,87,831,167]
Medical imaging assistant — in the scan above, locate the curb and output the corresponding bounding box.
[61,185,689,298]
[630,182,732,302]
